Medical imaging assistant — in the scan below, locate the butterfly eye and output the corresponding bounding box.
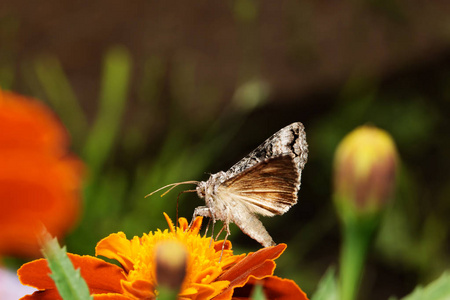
[196,184,206,198]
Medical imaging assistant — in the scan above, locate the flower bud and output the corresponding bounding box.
[333,126,398,219]
[155,241,187,291]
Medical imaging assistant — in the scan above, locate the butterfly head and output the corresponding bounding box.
[196,172,227,202]
[196,181,206,199]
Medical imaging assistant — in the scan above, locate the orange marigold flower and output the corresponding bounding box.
[18,213,308,300]
[0,89,83,258]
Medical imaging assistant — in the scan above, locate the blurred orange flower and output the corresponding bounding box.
[0,89,83,258]
[18,213,308,300]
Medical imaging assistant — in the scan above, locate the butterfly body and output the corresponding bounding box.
[193,122,308,247]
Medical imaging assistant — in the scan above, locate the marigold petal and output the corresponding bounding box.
[0,151,82,257]
[18,254,125,298]
[121,279,154,299]
[208,281,231,299]
[95,232,135,272]
[214,244,287,299]
[218,253,245,271]
[0,89,83,258]
[93,294,130,300]
[188,216,203,235]
[179,287,199,297]
[230,276,308,300]
[213,261,275,300]
[0,90,68,155]
[21,291,129,300]
[261,276,308,300]
[18,259,55,290]
[20,289,61,300]
[192,266,223,284]
[178,217,189,231]
[213,240,232,252]
[187,283,219,300]
[70,254,126,294]
[164,213,176,233]
[218,244,286,281]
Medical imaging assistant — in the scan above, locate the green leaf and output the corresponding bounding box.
[83,46,131,175]
[311,267,338,300]
[33,55,88,147]
[401,271,450,300]
[41,235,93,300]
[251,283,266,300]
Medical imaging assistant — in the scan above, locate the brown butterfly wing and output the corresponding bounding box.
[218,155,300,217]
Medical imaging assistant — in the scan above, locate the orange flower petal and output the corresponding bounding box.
[20,289,61,300]
[218,243,286,281]
[121,279,154,299]
[164,212,176,233]
[231,276,309,300]
[214,244,287,299]
[95,232,136,272]
[188,216,203,235]
[94,295,130,300]
[178,287,199,297]
[260,276,308,300]
[219,253,246,271]
[0,90,68,155]
[213,240,232,252]
[0,89,83,258]
[186,282,219,300]
[69,254,126,294]
[18,254,125,298]
[192,266,224,284]
[208,281,231,299]
[93,294,130,300]
[178,217,189,231]
[18,259,55,290]
[0,151,82,257]
[19,214,306,300]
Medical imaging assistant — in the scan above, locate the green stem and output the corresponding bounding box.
[157,286,178,300]
[339,222,371,300]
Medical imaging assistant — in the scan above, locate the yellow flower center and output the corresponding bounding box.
[129,227,223,288]
[96,213,243,299]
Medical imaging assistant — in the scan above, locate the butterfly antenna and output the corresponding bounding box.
[145,181,199,198]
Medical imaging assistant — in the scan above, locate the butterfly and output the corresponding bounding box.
[147,122,308,247]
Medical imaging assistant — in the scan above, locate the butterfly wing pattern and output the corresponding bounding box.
[225,122,308,180]
[194,122,308,247]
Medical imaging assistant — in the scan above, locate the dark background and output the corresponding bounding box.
[1,1,450,299]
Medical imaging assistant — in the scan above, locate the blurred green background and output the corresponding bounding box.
[1,1,450,299]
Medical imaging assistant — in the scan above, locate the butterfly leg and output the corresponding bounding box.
[191,206,216,247]
[209,219,216,247]
[218,222,231,263]
[203,218,212,237]
[190,206,212,227]
[215,223,226,241]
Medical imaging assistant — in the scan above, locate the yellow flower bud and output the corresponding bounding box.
[155,241,187,291]
[333,126,398,219]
